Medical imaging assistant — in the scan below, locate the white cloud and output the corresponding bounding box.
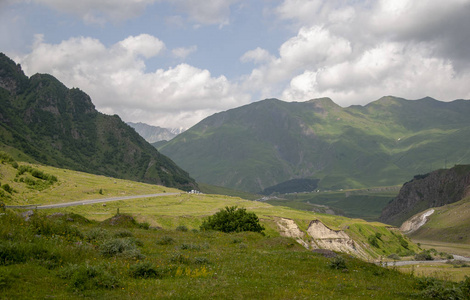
[18,34,250,128]
[240,0,470,105]
[240,47,274,64]
[172,45,197,59]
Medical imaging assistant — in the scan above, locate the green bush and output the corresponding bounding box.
[129,261,161,279]
[156,236,174,245]
[328,256,347,270]
[368,235,379,248]
[176,225,188,232]
[58,263,119,291]
[415,250,433,261]
[86,228,110,242]
[200,206,265,233]
[99,238,143,259]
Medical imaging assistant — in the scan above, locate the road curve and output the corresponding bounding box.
[8,193,181,210]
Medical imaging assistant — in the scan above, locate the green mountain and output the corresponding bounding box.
[0,53,196,191]
[158,96,470,193]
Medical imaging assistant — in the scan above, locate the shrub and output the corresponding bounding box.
[328,256,347,270]
[113,230,134,238]
[200,206,265,233]
[176,225,188,232]
[1,184,13,194]
[58,263,119,290]
[194,257,210,265]
[387,253,400,261]
[368,235,379,248]
[86,228,110,242]
[129,261,161,279]
[156,236,174,245]
[99,238,143,259]
[415,250,433,261]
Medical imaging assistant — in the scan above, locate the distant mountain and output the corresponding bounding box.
[380,165,470,226]
[158,97,470,193]
[0,53,197,191]
[127,122,184,143]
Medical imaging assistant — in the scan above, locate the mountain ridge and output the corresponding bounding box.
[158,96,470,192]
[0,53,197,191]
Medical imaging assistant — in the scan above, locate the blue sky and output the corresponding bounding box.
[1,0,470,128]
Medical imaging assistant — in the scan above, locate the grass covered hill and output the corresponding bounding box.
[158,96,470,193]
[0,53,196,191]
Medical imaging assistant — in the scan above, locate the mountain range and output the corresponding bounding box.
[158,96,470,193]
[0,53,196,191]
[127,122,184,143]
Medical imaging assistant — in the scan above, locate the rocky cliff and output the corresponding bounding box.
[379,165,470,226]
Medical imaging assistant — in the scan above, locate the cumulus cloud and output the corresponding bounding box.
[242,0,470,105]
[18,34,250,128]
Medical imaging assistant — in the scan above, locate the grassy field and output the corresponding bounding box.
[396,263,470,282]
[2,209,468,299]
[0,161,180,206]
[266,188,400,221]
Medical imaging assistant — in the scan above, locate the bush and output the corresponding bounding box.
[58,263,119,290]
[176,225,188,232]
[415,250,433,261]
[86,228,110,242]
[368,235,379,248]
[200,206,265,233]
[129,261,161,279]
[99,238,143,259]
[156,236,174,245]
[328,256,347,270]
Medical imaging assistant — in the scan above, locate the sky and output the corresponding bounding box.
[1,0,470,129]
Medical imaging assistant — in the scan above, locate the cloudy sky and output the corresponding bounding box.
[2,0,470,129]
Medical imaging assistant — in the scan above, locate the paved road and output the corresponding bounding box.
[7,193,181,210]
[382,254,470,267]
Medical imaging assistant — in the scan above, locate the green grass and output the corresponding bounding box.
[267,188,400,221]
[0,161,180,206]
[2,209,465,299]
[409,196,470,244]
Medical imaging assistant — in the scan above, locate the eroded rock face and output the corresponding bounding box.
[307,220,369,259]
[275,217,309,248]
[275,218,369,259]
[400,209,435,234]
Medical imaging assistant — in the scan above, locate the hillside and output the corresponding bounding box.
[0,53,196,191]
[127,122,182,143]
[158,96,470,193]
[402,196,470,245]
[380,165,470,226]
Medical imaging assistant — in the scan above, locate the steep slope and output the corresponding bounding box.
[0,53,196,190]
[406,196,470,244]
[159,96,470,192]
[379,165,470,226]
[127,122,182,143]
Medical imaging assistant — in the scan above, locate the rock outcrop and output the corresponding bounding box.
[380,165,470,226]
[399,209,435,234]
[275,217,369,259]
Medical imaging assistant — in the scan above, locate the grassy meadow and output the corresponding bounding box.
[1,156,470,298]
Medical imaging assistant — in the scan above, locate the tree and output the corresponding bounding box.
[200,206,265,233]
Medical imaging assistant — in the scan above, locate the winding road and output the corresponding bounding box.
[6,192,181,210]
